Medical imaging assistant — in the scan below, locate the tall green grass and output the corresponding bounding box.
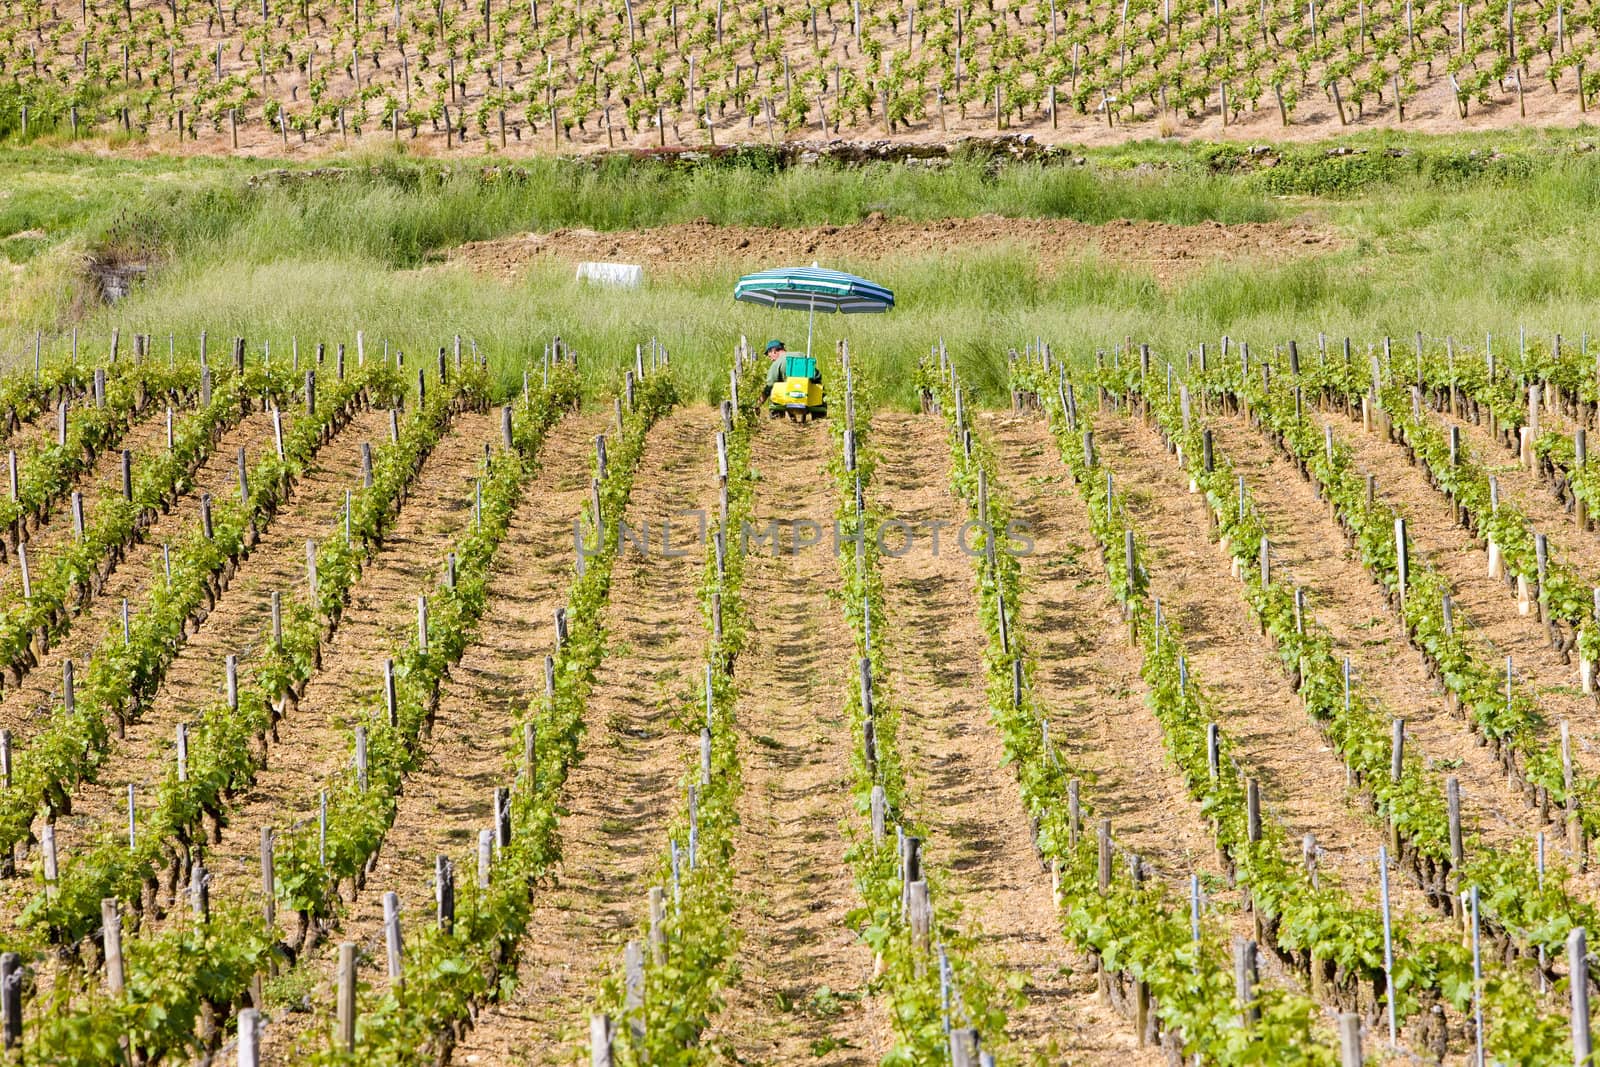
[96,154,1279,270]
[54,234,1600,409]
[6,132,1600,405]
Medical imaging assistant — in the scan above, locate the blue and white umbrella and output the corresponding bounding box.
[734,264,895,358]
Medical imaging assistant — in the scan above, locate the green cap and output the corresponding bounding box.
[765,339,785,352]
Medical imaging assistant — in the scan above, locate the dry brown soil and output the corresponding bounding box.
[986,412,1321,1003]
[1436,402,1600,653]
[0,402,176,600]
[37,404,388,863]
[449,214,1338,288]
[1328,409,1599,760]
[194,408,498,910]
[1209,411,1559,857]
[1092,409,1449,928]
[0,399,265,742]
[81,0,1599,166]
[873,409,1164,1064]
[982,413,1235,888]
[454,406,719,1065]
[703,417,889,1065]
[1,403,67,459]
[0,408,287,929]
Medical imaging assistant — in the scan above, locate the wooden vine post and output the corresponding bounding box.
[1124,530,1138,644]
[239,1008,261,1067]
[260,827,275,928]
[1447,776,1465,878]
[1573,927,1592,1064]
[648,886,666,963]
[907,879,931,959]
[1235,937,1259,1027]
[102,898,125,995]
[477,830,494,888]
[384,891,404,988]
[591,1014,614,1067]
[612,941,639,1046]
[335,941,357,1051]
[2,953,22,1051]
[1338,1013,1362,1067]
[1564,721,1587,868]
[436,856,455,932]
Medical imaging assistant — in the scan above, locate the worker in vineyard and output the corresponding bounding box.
[762,340,789,401]
[762,338,825,417]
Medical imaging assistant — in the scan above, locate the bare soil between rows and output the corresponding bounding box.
[456,406,719,1066]
[1209,411,1550,855]
[38,406,386,866]
[2,403,66,460]
[986,412,1322,1016]
[874,409,1163,1063]
[201,408,498,912]
[1329,407,1600,756]
[88,67,1600,162]
[0,401,177,603]
[0,402,245,741]
[51,0,1600,164]
[448,213,1338,287]
[704,417,887,1065]
[1092,411,1450,924]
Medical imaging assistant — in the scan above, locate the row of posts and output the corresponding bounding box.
[1048,350,1594,1062]
[599,347,734,1061]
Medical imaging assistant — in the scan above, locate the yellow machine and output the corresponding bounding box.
[767,355,827,422]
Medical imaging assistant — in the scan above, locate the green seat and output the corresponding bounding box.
[783,355,818,379]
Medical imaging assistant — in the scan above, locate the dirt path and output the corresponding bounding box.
[0,403,175,600]
[43,406,389,860]
[1093,411,1445,927]
[1210,412,1570,864]
[870,410,1160,1063]
[414,407,716,1067]
[1328,410,1595,751]
[703,418,887,1066]
[0,410,281,743]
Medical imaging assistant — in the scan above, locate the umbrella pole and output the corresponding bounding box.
[806,295,815,361]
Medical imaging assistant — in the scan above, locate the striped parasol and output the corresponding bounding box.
[734,265,895,358]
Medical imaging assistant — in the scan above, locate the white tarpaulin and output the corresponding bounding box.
[576,262,644,289]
